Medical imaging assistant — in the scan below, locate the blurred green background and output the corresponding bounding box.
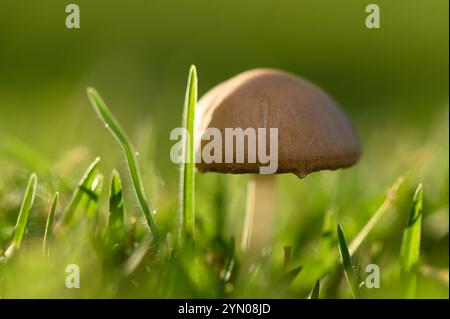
[0,0,448,298]
[0,0,448,166]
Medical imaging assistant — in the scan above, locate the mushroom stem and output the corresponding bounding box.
[241,174,276,255]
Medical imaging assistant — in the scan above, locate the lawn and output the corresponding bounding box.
[0,0,448,299]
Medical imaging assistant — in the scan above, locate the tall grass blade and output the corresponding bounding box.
[59,157,100,227]
[5,173,38,257]
[308,280,320,299]
[179,65,197,239]
[349,176,404,255]
[87,88,160,242]
[400,183,423,298]
[317,177,405,289]
[43,192,58,257]
[338,225,360,298]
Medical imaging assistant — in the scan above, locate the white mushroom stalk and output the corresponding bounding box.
[241,174,276,254]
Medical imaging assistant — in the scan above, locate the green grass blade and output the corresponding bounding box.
[308,280,320,299]
[60,157,100,227]
[179,65,197,239]
[276,266,303,288]
[5,173,38,256]
[338,225,360,298]
[316,177,405,290]
[109,169,124,227]
[86,173,103,219]
[400,183,423,298]
[87,87,160,242]
[349,176,404,255]
[108,169,124,241]
[42,192,58,257]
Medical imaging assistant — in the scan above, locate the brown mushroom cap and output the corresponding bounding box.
[195,68,361,177]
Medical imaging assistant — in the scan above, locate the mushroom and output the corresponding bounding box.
[195,68,360,257]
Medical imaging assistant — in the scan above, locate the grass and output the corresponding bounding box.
[59,156,101,228]
[87,88,160,242]
[179,65,198,240]
[0,67,447,299]
[348,176,405,256]
[308,280,320,299]
[3,173,37,258]
[400,184,423,298]
[338,224,360,298]
[108,169,124,246]
[42,192,58,257]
